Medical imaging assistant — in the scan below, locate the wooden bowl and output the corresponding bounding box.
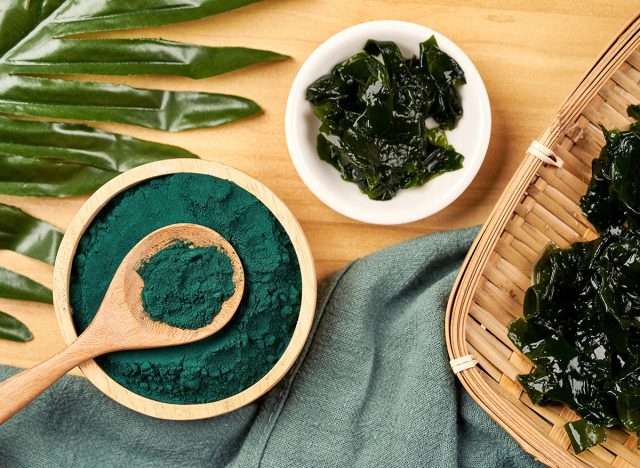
[53,159,317,420]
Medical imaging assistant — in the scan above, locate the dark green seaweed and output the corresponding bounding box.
[580,106,640,232]
[305,36,465,201]
[508,107,640,454]
[565,420,607,454]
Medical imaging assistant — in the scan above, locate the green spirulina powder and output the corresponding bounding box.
[70,173,302,404]
[137,241,235,330]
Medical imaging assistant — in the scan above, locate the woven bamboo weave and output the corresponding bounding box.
[446,13,640,468]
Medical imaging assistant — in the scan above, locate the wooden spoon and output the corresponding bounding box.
[0,223,244,424]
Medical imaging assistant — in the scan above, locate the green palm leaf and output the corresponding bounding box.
[0,0,284,196]
[0,39,288,78]
[0,311,33,342]
[0,116,198,196]
[0,268,52,304]
[0,203,62,264]
[0,117,196,171]
[0,156,117,198]
[0,75,261,131]
[0,0,280,130]
[0,0,262,55]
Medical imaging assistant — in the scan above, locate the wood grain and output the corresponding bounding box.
[0,0,638,374]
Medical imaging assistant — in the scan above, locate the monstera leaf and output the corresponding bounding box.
[0,0,283,129]
[0,0,286,339]
[0,0,287,197]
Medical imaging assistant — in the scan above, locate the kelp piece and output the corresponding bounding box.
[0,267,52,304]
[564,420,607,454]
[363,38,466,130]
[581,107,640,231]
[0,116,198,196]
[509,107,640,453]
[414,36,466,130]
[510,229,640,431]
[306,36,465,201]
[0,204,63,264]
[0,311,32,342]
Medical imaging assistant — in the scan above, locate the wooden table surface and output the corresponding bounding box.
[1,0,638,370]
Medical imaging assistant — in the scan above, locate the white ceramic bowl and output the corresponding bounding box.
[285,20,491,225]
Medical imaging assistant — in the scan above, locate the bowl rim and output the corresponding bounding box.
[285,19,492,225]
[53,159,317,420]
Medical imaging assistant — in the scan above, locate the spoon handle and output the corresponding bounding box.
[0,337,101,424]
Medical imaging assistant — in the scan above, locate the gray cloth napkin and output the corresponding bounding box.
[0,227,539,467]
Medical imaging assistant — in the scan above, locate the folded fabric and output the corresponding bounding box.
[0,227,539,467]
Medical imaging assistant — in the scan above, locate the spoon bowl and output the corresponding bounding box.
[0,222,244,424]
[115,223,244,348]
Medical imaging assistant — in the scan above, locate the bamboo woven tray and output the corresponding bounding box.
[446,13,640,468]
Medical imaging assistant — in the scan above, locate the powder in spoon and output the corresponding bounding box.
[137,241,235,330]
[70,173,301,404]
